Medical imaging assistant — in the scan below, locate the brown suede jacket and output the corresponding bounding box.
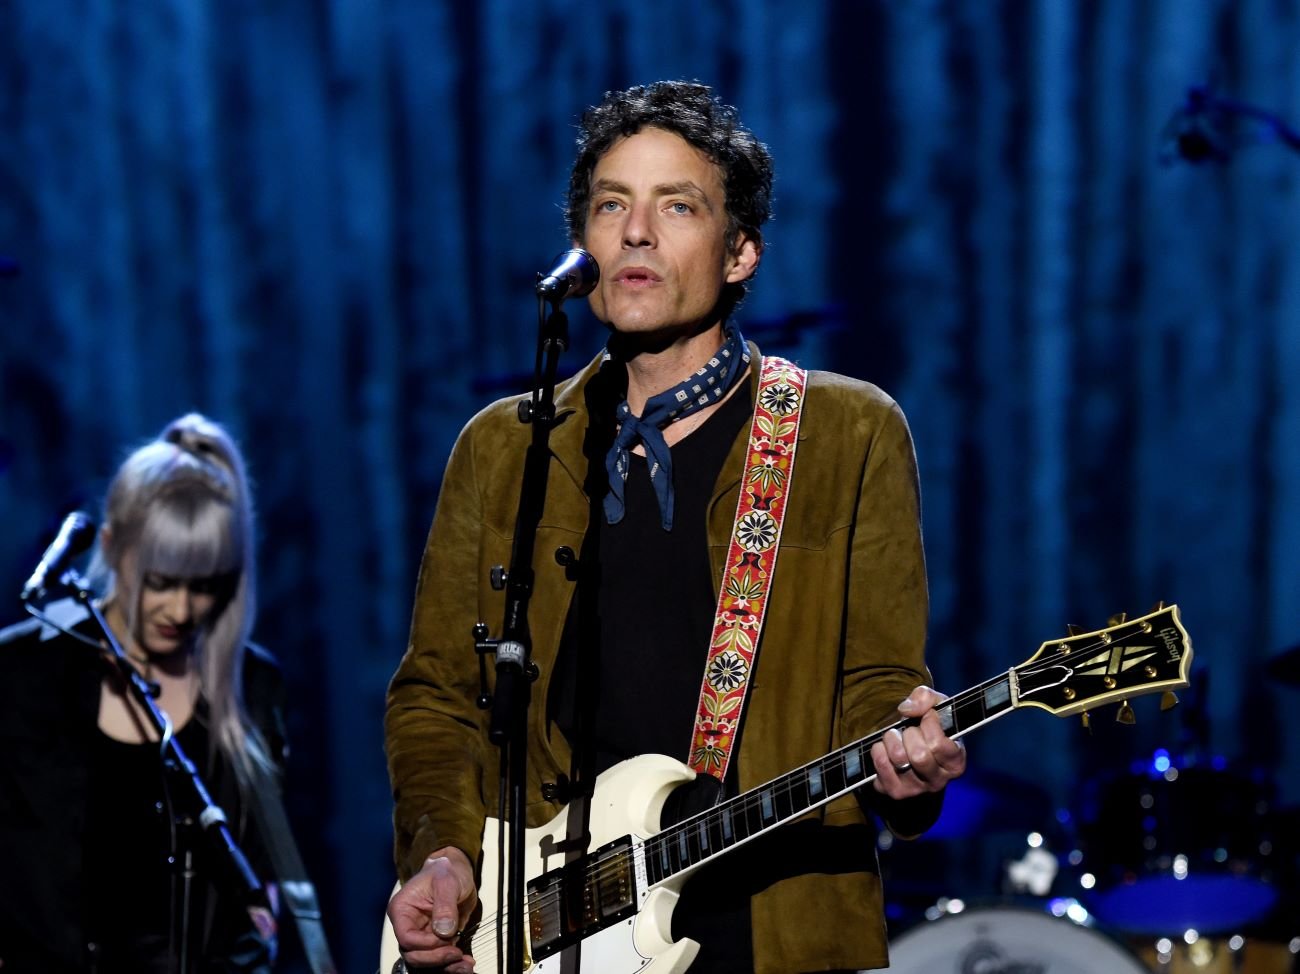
[386,342,940,973]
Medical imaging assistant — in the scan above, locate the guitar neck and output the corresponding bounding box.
[644,603,1193,884]
[644,671,1018,885]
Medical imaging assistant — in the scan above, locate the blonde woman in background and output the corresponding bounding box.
[0,413,289,973]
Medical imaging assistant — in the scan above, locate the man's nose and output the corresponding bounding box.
[622,201,655,248]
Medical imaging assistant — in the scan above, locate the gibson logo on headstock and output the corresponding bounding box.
[1158,626,1182,661]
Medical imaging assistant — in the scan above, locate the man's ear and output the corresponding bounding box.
[725,231,762,285]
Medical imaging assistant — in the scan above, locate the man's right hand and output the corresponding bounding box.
[386,847,478,972]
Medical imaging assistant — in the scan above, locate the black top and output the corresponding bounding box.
[84,718,210,970]
[552,378,762,973]
[0,608,287,974]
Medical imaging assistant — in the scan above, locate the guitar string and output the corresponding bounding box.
[457,622,1168,957]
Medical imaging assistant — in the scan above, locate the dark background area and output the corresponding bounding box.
[3,1,1299,970]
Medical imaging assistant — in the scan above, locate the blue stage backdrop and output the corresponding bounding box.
[3,1,1299,970]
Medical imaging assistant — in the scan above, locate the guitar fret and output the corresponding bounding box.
[787,774,810,819]
[775,781,798,821]
[742,794,766,838]
[824,756,848,796]
[952,695,986,733]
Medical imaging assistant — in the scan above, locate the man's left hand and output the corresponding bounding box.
[870,685,966,799]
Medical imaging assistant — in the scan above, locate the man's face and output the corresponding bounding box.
[580,127,759,341]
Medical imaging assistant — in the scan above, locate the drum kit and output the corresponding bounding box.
[878,642,1300,973]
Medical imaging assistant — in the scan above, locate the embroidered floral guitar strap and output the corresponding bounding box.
[687,355,808,782]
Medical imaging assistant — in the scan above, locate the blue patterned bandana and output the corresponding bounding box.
[604,325,751,531]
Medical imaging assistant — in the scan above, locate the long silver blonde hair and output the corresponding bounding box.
[89,412,271,782]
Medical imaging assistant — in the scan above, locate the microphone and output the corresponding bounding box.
[535,249,599,303]
[21,512,97,602]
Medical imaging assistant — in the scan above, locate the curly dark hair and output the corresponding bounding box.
[566,81,774,310]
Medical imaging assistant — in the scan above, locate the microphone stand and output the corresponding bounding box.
[35,575,267,973]
[475,293,571,974]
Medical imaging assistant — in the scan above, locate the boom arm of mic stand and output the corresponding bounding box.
[62,582,268,911]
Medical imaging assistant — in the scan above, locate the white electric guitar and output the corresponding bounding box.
[378,605,1192,973]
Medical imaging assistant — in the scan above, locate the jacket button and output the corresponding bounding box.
[554,546,576,567]
[540,775,570,803]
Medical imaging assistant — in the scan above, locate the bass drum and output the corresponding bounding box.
[885,907,1148,974]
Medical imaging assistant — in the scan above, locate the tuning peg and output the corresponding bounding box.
[1067,624,1084,636]
[1161,691,1179,711]
[1107,611,1128,626]
[1081,711,1091,731]
[1116,700,1136,725]
[1149,600,1166,612]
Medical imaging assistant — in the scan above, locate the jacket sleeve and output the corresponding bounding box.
[385,421,493,880]
[839,399,944,838]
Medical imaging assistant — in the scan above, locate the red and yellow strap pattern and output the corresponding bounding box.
[688,356,807,781]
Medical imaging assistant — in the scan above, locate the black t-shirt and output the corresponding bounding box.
[85,717,210,970]
[551,377,758,972]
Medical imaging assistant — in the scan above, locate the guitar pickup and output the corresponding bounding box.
[528,834,638,961]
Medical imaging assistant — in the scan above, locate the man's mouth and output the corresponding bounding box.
[614,267,662,286]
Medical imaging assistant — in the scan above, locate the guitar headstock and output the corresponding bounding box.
[1012,604,1192,718]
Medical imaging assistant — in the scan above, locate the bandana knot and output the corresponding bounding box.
[603,325,750,530]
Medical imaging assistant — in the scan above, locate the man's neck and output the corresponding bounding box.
[620,323,727,415]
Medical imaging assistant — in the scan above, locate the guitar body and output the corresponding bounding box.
[379,754,703,973]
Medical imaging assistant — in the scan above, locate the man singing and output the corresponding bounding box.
[385,80,965,974]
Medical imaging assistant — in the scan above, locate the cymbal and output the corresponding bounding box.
[1266,643,1300,686]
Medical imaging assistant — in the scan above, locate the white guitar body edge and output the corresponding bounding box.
[379,754,702,974]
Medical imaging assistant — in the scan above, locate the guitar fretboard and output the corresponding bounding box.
[644,671,1019,884]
